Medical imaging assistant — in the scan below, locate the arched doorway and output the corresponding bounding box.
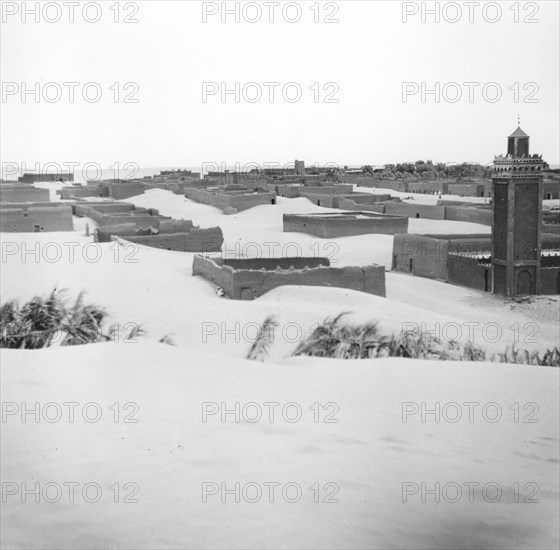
[516,270,533,295]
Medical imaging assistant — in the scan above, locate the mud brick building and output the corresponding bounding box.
[19,172,74,183]
[184,185,276,213]
[284,212,408,238]
[192,255,386,300]
[0,202,73,232]
[1,185,50,203]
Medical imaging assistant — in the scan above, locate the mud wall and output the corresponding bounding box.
[543,181,560,200]
[444,206,492,225]
[338,198,386,213]
[223,257,329,270]
[108,183,146,200]
[0,204,73,232]
[123,227,224,252]
[192,255,386,299]
[19,173,74,183]
[447,255,490,291]
[192,255,236,296]
[283,213,408,238]
[0,186,50,203]
[59,186,109,199]
[447,183,485,197]
[408,181,448,194]
[392,234,449,280]
[384,202,446,220]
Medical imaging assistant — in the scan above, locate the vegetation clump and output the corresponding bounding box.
[247,313,560,367]
[0,290,142,349]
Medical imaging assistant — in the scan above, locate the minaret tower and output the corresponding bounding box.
[491,121,544,296]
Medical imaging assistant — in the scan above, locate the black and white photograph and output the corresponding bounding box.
[1,1,559,548]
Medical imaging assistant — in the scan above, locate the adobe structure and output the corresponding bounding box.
[392,232,560,293]
[340,197,493,225]
[339,175,408,192]
[284,212,409,238]
[0,202,73,232]
[73,201,168,228]
[270,178,494,224]
[19,172,74,183]
[391,126,560,296]
[192,255,386,299]
[1,184,50,203]
[97,219,224,253]
[184,185,276,214]
[71,198,223,253]
[338,195,397,212]
[0,184,74,232]
[59,181,145,201]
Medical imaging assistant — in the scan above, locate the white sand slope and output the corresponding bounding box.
[1,343,558,550]
[1,186,559,549]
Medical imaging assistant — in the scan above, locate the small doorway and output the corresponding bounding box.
[240,287,254,300]
[516,270,533,295]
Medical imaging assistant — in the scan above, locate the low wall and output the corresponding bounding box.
[341,177,408,192]
[445,206,492,225]
[74,202,135,216]
[59,186,109,199]
[299,193,339,208]
[338,198,386,213]
[96,223,143,241]
[447,183,485,197]
[275,184,355,200]
[284,212,409,238]
[159,219,195,233]
[75,203,166,227]
[274,184,301,198]
[0,204,73,232]
[300,185,354,195]
[192,255,386,299]
[384,202,446,220]
[0,187,50,203]
[122,227,224,252]
[447,255,490,291]
[108,182,146,200]
[94,213,168,228]
[408,181,448,194]
[392,234,449,280]
[19,173,74,183]
[345,194,392,204]
[224,257,328,271]
[185,188,276,212]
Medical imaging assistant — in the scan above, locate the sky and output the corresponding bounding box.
[1,0,559,176]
